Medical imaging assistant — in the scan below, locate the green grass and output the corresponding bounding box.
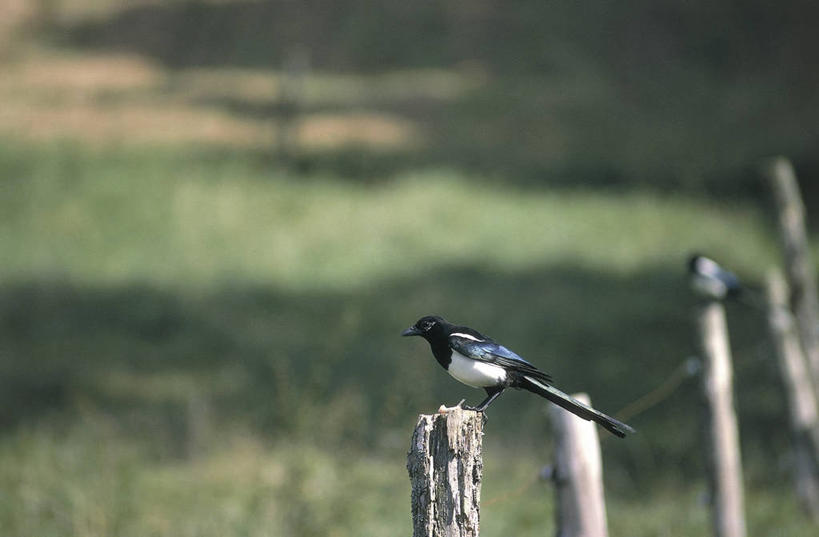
[0,141,778,288]
[1,140,815,535]
[5,2,819,533]
[2,420,815,537]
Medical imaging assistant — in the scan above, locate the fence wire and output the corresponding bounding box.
[483,355,705,507]
[483,335,773,508]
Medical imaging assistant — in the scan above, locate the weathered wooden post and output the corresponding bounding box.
[549,392,609,537]
[185,388,211,459]
[767,157,819,389]
[766,269,819,519]
[277,46,309,161]
[696,302,746,537]
[408,408,484,537]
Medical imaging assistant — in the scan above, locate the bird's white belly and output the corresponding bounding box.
[448,351,507,388]
[691,274,727,299]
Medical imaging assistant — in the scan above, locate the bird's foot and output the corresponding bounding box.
[459,401,488,420]
[437,399,466,414]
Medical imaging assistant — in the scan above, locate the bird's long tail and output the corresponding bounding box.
[730,285,764,310]
[522,376,635,438]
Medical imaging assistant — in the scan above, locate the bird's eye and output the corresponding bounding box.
[422,320,435,330]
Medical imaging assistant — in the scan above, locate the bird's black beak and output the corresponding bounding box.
[401,326,420,337]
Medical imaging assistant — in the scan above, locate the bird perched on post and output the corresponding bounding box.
[687,254,743,301]
[401,315,635,438]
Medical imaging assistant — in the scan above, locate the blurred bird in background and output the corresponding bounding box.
[687,254,743,300]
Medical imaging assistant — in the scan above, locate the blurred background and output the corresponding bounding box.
[2,1,818,535]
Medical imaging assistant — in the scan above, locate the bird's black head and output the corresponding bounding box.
[687,253,705,274]
[401,315,450,341]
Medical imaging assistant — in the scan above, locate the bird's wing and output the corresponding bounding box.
[717,268,741,290]
[448,333,552,383]
[699,258,741,290]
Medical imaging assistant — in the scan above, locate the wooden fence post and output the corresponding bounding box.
[765,269,819,519]
[277,46,309,161]
[407,408,484,537]
[766,157,819,389]
[696,302,746,537]
[549,392,609,537]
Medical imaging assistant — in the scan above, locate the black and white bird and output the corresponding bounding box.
[687,254,742,300]
[401,315,635,438]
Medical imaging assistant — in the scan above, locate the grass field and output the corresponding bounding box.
[2,4,819,533]
[1,140,815,536]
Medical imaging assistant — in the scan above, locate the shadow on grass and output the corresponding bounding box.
[43,2,819,200]
[51,1,819,77]
[52,0,454,71]
[0,263,784,486]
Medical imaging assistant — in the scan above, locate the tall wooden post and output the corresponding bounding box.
[767,157,819,389]
[697,302,746,537]
[277,46,309,161]
[766,270,819,519]
[549,392,609,537]
[407,408,484,537]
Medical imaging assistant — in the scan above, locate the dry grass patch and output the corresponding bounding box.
[1,53,163,94]
[297,112,419,150]
[0,99,276,147]
[0,50,427,150]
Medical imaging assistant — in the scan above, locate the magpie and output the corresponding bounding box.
[401,315,635,438]
[687,254,743,301]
